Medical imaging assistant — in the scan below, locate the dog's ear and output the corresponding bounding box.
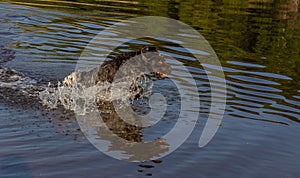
[141,46,157,61]
[141,46,150,62]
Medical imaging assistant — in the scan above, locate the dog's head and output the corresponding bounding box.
[138,46,172,79]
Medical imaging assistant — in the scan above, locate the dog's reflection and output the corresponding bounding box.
[89,100,169,161]
[78,100,169,161]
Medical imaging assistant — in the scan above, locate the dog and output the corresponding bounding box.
[63,46,172,90]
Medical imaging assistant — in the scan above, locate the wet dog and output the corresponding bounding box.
[63,46,172,88]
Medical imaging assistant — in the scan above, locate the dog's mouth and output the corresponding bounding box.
[153,66,172,79]
[154,72,168,79]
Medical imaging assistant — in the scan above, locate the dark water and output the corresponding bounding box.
[0,0,300,177]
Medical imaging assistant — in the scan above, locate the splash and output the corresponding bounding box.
[39,72,153,115]
[0,67,37,87]
[0,64,153,115]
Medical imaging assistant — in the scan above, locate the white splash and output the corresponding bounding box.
[39,74,153,115]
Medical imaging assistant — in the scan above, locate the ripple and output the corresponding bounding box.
[234,93,276,104]
[165,46,210,56]
[227,99,263,108]
[284,98,300,107]
[228,75,280,85]
[271,103,300,116]
[205,64,293,80]
[227,61,266,68]
[227,80,282,93]
[251,71,293,80]
[294,95,300,99]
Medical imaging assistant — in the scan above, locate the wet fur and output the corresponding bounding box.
[63,46,171,87]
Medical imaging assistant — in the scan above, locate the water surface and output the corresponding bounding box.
[0,0,300,177]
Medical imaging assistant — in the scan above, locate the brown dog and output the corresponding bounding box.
[64,46,172,87]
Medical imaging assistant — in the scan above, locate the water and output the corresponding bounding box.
[0,0,300,177]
